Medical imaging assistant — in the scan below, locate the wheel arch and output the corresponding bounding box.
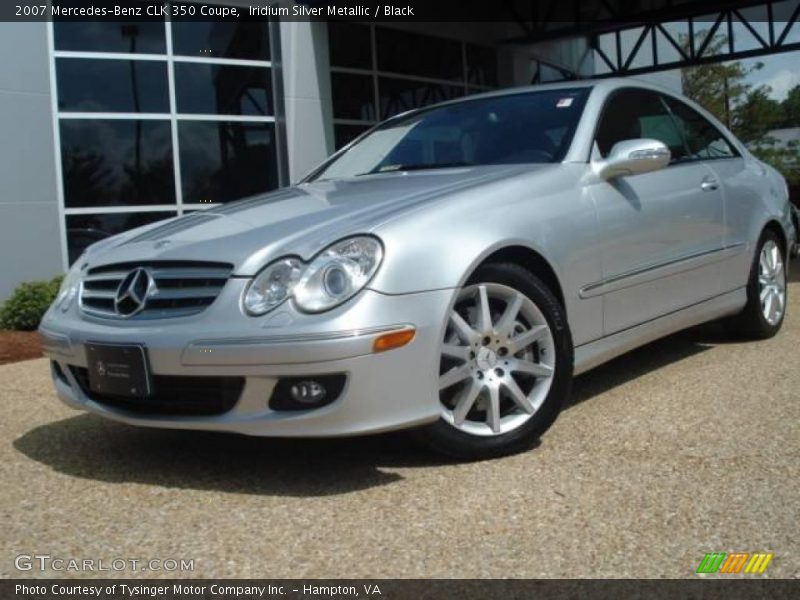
[763,219,788,257]
[472,244,566,313]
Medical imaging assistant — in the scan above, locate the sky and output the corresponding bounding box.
[742,51,800,101]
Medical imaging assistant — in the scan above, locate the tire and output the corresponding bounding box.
[414,262,573,460]
[725,229,787,339]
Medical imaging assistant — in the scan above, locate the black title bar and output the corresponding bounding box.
[4,0,783,23]
[5,579,800,600]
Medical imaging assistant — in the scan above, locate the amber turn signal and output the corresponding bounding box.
[372,328,416,353]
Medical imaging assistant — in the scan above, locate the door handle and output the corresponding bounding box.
[701,177,719,192]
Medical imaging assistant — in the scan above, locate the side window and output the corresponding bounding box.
[662,96,738,160]
[595,89,687,161]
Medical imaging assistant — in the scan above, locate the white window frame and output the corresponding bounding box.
[47,14,282,270]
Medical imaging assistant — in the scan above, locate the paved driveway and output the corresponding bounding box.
[2,265,798,579]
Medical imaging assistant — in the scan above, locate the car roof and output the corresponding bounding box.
[383,78,680,132]
[455,76,678,102]
[380,77,685,123]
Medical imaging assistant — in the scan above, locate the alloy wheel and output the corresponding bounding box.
[758,240,786,326]
[438,283,556,436]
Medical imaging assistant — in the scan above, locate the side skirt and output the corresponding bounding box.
[573,288,747,376]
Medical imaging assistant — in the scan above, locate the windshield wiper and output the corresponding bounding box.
[355,161,473,176]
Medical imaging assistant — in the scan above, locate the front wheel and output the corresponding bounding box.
[414,262,573,459]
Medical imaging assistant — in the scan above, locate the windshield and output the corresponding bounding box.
[310,87,591,181]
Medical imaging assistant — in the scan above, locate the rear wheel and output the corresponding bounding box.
[415,263,573,459]
[726,230,787,339]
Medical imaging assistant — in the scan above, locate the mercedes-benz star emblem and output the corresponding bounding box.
[114,267,154,317]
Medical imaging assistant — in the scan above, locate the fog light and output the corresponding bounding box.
[290,380,327,405]
[269,374,346,411]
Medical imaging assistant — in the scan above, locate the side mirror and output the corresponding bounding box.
[595,139,671,180]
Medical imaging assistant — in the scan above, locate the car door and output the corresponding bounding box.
[661,95,753,293]
[587,88,726,335]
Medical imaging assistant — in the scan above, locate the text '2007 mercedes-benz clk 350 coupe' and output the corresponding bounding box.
[41,79,796,458]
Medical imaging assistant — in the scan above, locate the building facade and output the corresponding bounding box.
[2,1,797,301]
[0,16,537,300]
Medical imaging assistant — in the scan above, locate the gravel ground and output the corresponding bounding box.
[2,265,798,579]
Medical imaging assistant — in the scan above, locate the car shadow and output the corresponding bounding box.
[567,323,722,409]
[13,417,461,497]
[11,317,777,497]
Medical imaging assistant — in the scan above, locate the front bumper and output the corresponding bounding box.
[40,281,453,437]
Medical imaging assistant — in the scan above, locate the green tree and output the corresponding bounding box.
[731,86,785,143]
[680,35,762,129]
[680,32,798,186]
[782,84,800,127]
[750,138,800,186]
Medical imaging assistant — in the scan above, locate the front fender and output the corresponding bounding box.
[366,165,606,345]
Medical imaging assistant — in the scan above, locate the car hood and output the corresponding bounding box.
[84,164,554,275]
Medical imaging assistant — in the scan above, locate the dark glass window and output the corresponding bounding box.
[54,22,166,54]
[466,44,498,87]
[313,89,591,181]
[379,77,464,119]
[662,96,738,160]
[174,63,273,115]
[328,22,372,69]
[171,21,270,61]
[56,58,169,113]
[178,121,279,204]
[66,212,176,265]
[334,124,371,149]
[331,73,376,120]
[595,89,686,160]
[376,28,463,81]
[60,119,175,208]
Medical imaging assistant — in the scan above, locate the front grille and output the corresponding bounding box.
[70,366,244,416]
[80,261,233,319]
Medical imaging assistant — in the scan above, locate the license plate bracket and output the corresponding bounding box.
[85,343,152,398]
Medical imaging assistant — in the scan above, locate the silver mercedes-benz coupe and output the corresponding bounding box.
[41,78,795,458]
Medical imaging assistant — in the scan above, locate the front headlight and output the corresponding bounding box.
[243,257,304,315]
[54,260,84,313]
[243,236,383,316]
[294,236,384,312]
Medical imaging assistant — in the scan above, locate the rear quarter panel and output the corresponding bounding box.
[711,155,794,288]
